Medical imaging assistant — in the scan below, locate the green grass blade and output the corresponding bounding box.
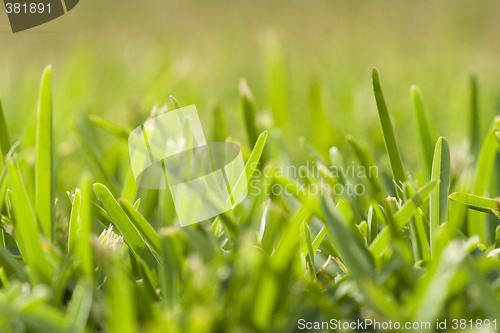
[240,79,260,146]
[449,192,499,213]
[300,221,315,277]
[35,66,54,240]
[265,37,287,128]
[394,180,439,229]
[212,105,228,142]
[158,227,182,305]
[106,257,138,333]
[473,116,500,194]
[120,167,138,203]
[7,157,51,284]
[411,86,435,179]
[469,75,480,155]
[170,95,181,109]
[94,183,158,267]
[309,76,332,152]
[412,240,469,321]
[429,137,450,256]
[372,68,406,193]
[370,181,438,258]
[119,198,161,254]
[321,196,374,278]
[72,117,119,194]
[68,189,81,254]
[252,271,279,331]
[0,246,29,282]
[76,177,93,278]
[346,135,384,197]
[312,226,327,253]
[64,280,93,332]
[469,116,500,242]
[464,259,500,319]
[89,114,130,141]
[232,130,268,201]
[211,129,268,231]
[0,97,11,156]
[367,206,378,245]
[405,185,430,261]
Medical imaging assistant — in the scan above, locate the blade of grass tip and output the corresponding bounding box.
[133,198,141,210]
[94,183,158,267]
[429,137,450,257]
[448,192,500,213]
[367,206,378,245]
[240,79,260,146]
[300,221,316,277]
[0,96,11,156]
[68,189,81,254]
[312,226,327,253]
[35,66,54,240]
[329,147,348,185]
[372,68,406,195]
[411,86,436,179]
[170,95,181,109]
[7,157,51,284]
[469,75,480,155]
[394,180,439,229]
[230,130,268,205]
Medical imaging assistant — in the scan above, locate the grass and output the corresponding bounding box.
[0,61,499,333]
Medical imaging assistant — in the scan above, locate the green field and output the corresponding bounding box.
[1,1,500,332]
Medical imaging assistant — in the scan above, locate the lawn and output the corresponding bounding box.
[1,1,500,332]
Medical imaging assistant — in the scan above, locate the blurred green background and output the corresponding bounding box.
[1,0,500,191]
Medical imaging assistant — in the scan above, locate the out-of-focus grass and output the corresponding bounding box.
[1,1,500,332]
